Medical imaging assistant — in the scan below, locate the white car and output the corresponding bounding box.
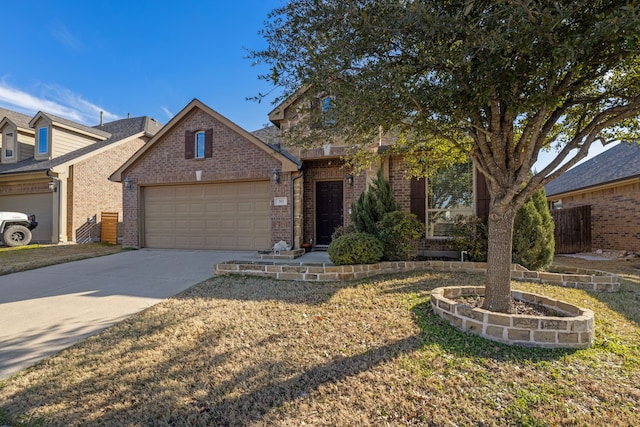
[0,212,38,247]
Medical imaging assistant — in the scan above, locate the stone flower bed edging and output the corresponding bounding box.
[430,286,595,348]
[214,259,619,291]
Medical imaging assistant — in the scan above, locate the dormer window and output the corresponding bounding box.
[195,131,205,159]
[38,127,49,155]
[3,131,14,158]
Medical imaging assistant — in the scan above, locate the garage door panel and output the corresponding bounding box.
[0,193,54,243]
[143,182,270,250]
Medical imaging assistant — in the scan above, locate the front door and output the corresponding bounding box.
[316,181,343,246]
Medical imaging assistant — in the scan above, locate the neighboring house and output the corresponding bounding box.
[545,142,640,252]
[0,107,162,243]
[112,96,489,256]
[110,99,299,250]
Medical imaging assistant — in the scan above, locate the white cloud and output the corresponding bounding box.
[49,21,84,52]
[161,106,174,120]
[0,80,118,125]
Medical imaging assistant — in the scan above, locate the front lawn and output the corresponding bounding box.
[0,243,122,276]
[1,258,639,426]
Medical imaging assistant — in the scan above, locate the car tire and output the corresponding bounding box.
[2,225,32,247]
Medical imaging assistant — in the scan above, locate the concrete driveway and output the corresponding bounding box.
[0,249,256,379]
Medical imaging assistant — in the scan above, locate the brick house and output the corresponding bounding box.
[110,99,299,250]
[0,107,162,243]
[545,142,640,252]
[265,91,490,256]
[113,97,489,256]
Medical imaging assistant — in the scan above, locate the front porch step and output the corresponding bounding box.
[258,248,306,260]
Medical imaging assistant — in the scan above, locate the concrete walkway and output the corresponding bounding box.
[0,249,259,379]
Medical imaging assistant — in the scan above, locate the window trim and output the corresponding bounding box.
[424,160,476,238]
[3,131,14,158]
[37,127,48,155]
[195,130,205,159]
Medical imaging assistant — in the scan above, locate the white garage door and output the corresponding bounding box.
[0,193,53,243]
[143,181,271,250]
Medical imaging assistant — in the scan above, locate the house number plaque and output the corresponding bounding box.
[274,197,288,206]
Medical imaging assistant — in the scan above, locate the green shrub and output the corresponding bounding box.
[377,211,425,261]
[451,215,488,262]
[351,169,400,235]
[331,225,355,240]
[328,232,384,265]
[512,187,555,270]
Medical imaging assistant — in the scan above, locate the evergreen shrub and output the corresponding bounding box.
[328,232,384,265]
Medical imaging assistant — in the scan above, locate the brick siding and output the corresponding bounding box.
[558,181,640,252]
[121,108,288,248]
[69,137,147,242]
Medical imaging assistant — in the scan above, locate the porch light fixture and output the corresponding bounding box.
[272,168,281,184]
[346,174,354,187]
[124,177,134,190]
[48,180,57,192]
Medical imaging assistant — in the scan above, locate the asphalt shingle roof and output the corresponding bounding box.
[0,107,33,129]
[251,126,302,169]
[544,142,640,196]
[34,112,111,139]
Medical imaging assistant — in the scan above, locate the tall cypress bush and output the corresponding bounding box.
[512,187,555,270]
[351,169,400,235]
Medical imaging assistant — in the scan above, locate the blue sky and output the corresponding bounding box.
[0,0,283,131]
[0,0,616,169]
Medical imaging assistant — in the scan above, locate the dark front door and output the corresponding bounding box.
[316,181,343,246]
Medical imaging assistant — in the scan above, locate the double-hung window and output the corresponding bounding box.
[38,127,48,155]
[195,131,205,159]
[426,160,474,237]
[3,131,14,158]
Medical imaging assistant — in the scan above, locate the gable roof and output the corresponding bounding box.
[110,99,300,182]
[0,115,162,176]
[29,111,111,140]
[251,126,301,169]
[0,107,33,131]
[545,142,640,197]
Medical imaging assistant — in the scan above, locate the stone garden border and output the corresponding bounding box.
[214,260,619,292]
[430,286,595,348]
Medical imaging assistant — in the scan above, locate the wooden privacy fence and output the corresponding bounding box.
[101,212,119,245]
[550,205,591,254]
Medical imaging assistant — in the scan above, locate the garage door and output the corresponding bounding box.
[0,193,53,243]
[143,181,271,250]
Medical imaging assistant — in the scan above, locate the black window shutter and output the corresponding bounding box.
[185,130,195,159]
[410,177,426,224]
[475,169,490,222]
[204,128,213,158]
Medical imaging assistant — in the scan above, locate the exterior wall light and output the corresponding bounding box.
[272,168,281,184]
[124,177,134,190]
[346,174,354,187]
[48,181,57,192]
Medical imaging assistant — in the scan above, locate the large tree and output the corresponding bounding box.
[252,0,640,312]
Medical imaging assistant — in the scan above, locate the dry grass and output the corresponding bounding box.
[0,243,122,276]
[1,255,639,426]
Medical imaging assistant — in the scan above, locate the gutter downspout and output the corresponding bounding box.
[46,169,63,243]
[291,170,304,249]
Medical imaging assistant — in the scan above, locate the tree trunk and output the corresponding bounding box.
[482,205,517,313]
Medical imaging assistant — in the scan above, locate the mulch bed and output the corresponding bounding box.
[453,295,569,317]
